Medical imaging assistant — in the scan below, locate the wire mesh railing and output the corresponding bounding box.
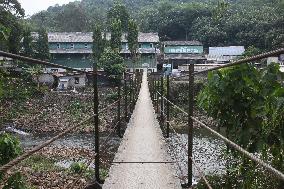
[148,48,284,188]
[0,51,142,188]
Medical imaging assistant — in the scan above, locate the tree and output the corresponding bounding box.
[127,19,138,69]
[56,2,88,32]
[107,2,129,31]
[197,63,284,188]
[110,18,122,52]
[35,27,50,61]
[0,23,9,42]
[22,27,34,57]
[92,24,104,63]
[99,47,124,76]
[0,0,25,17]
[7,21,22,54]
[0,0,24,53]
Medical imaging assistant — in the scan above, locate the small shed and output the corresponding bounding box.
[57,74,87,90]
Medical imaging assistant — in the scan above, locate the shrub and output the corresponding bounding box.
[0,133,22,166]
[70,162,87,174]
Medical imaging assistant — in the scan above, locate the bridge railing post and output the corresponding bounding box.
[150,76,154,100]
[117,79,122,138]
[131,74,134,112]
[124,72,128,122]
[188,63,194,187]
[160,75,164,132]
[166,75,170,138]
[93,61,102,183]
[156,78,159,114]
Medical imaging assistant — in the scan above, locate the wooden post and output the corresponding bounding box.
[117,81,121,138]
[160,75,164,131]
[124,72,128,122]
[166,75,170,138]
[93,62,101,183]
[131,74,134,112]
[188,63,194,187]
[156,78,159,114]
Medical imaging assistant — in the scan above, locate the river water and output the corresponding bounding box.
[3,126,226,184]
[167,127,226,184]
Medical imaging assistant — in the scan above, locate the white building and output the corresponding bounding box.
[207,46,245,63]
[58,74,87,90]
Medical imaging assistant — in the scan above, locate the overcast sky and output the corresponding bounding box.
[19,0,78,16]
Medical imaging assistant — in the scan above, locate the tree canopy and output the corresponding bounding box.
[26,0,283,51]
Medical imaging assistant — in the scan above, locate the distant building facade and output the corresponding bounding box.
[37,32,160,72]
[207,46,245,63]
[162,41,205,71]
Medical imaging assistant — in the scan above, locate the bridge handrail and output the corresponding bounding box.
[156,91,284,181]
[175,48,284,79]
[166,120,213,189]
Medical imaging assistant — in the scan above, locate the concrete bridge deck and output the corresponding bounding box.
[103,72,182,189]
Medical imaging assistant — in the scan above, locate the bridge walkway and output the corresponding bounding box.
[103,71,182,189]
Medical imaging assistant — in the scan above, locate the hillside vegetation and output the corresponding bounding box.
[28,0,284,50]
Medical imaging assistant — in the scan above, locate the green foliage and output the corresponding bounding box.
[0,134,24,187]
[7,21,22,54]
[22,27,35,57]
[24,155,59,172]
[105,91,119,102]
[127,19,138,63]
[92,24,105,63]
[0,0,24,51]
[0,23,10,41]
[56,2,88,32]
[100,47,125,76]
[70,162,87,174]
[197,63,284,188]
[191,1,284,49]
[0,133,22,166]
[0,69,40,102]
[3,172,28,189]
[242,46,262,57]
[35,27,50,61]
[107,2,129,31]
[110,19,122,52]
[212,0,229,22]
[0,0,25,17]
[27,0,283,50]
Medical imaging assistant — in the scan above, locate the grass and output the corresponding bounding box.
[23,155,62,172]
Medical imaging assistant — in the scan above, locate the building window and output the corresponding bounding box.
[75,77,79,84]
[85,43,88,49]
[57,43,60,49]
[150,43,154,48]
[139,44,142,48]
[71,43,74,49]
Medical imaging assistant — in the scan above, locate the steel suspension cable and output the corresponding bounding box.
[167,121,213,189]
[158,95,284,181]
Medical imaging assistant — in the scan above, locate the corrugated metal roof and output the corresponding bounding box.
[50,47,160,54]
[121,48,160,54]
[31,32,159,43]
[209,46,245,56]
[163,41,203,46]
[50,49,93,54]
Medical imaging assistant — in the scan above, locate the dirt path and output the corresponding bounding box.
[103,71,181,189]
